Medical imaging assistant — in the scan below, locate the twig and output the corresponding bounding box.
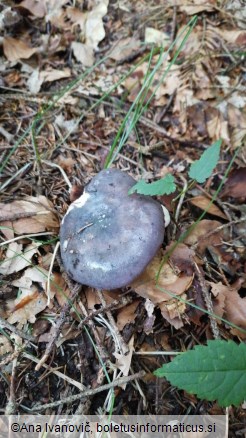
[170,5,177,43]
[30,370,145,412]
[23,352,86,391]
[0,232,54,248]
[78,294,133,329]
[96,289,129,355]
[0,316,36,342]
[116,46,148,66]
[35,279,82,371]
[191,217,246,251]
[77,299,108,363]
[139,116,208,149]
[193,262,220,339]
[5,334,21,414]
[0,341,28,369]
[0,211,49,222]
[42,160,72,190]
[154,91,176,124]
[0,163,32,192]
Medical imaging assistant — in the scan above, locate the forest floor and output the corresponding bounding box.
[0,0,246,436]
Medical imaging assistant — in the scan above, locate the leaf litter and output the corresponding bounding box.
[0,0,245,428]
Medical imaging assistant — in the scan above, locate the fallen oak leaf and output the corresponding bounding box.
[3,37,37,62]
[211,281,246,339]
[7,288,47,326]
[0,195,59,239]
[0,242,40,275]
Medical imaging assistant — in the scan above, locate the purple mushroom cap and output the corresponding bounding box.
[60,169,165,290]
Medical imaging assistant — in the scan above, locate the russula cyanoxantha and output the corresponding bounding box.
[60,169,170,290]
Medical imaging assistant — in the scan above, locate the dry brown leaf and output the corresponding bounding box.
[227,104,246,149]
[7,288,47,326]
[124,57,181,106]
[0,242,40,275]
[143,299,156,334]
[40,68,71,83]
[159,294,187,330]
[114,336,134,386]
[85,0,108,49]
[132,249,193,327]
[144,28,170,46]
[0,196,59,238]
[50,272,71,307]
[132,250,193,304]
[215,28,246,45]
[180,0,214,15]
[12,266,49,294]
[66,7,86,30]
[27,68,71,93]
[85,288,122,311]
[56,155,76,174]
[168,243,195,275]
[206,110,230,142]
[44,0,69,24]
[0,335,13,356]
[19,0,46,17]
[109,37,141,61]
[193,64,215,100]
[184,219,222,255]
[221,168,246,200]
[210,281,246,339]
[3,37,37,62]
[71,42,94,67]
[116,300,141,331]
[189,196,227,219]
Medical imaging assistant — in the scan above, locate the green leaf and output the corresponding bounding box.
[128,174,176,196]
[154,340,246,407]
[188,139,222,183]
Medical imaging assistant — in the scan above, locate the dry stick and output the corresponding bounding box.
[96,289,129,355]
[5,334,21,415]
[193,261,220,340]
[170,5,177,43]
[31,370,145,412]
[56,253,107,361]
[35,279,82,371]
[0,211,47,222]
[190,217,246,251]
[77,299,108,364]
[78,294,133,329]
[0,341,28,369]
[0,316,36,342]
[23,352,86,391]
[139,115,208,149]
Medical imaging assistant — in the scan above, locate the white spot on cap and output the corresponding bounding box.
[63,240,68,252]
[65,191,90,216]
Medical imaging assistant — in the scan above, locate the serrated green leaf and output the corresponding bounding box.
[128,174,176,196]
[154,340,246,407]
[188,139,222,183]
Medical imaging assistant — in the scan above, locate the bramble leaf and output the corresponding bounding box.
[188,139,222,183]
[128,174,176,196]
[154,340,246,407]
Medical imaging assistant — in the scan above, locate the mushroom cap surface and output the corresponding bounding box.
[60,169,165,289]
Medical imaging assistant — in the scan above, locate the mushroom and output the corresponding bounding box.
[60,169,170,290]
